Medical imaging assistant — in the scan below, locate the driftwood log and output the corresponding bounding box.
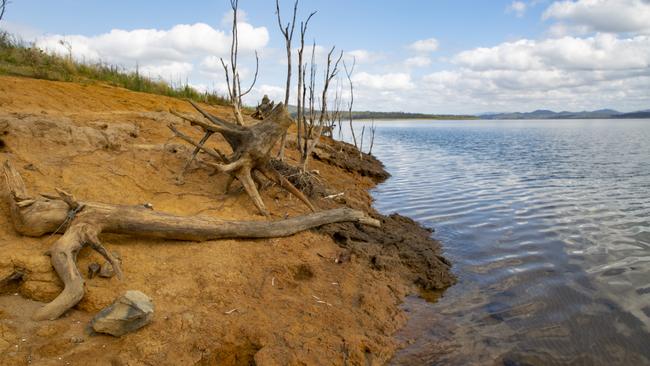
[169,101,314,216]
[2,161,379,321]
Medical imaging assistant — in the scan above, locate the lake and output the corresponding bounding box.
[342,119,650,365]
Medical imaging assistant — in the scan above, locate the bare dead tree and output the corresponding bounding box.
[0,0,7,21]
[300,46,343,171]
[305,42,317,148]
[0,0,8,22]
[275,0,299,160]
[295,11,316,162]
[359,125,365,156]
[174,0,258,184]
[343,57,358,148]
[327,77,343,138]
[220,0,259,126]
[368,120,377,155]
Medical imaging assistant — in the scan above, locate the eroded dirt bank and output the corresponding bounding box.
[0,76,453,365]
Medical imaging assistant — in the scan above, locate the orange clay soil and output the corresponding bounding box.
[0,76,453,366]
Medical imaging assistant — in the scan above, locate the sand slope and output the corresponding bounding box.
[0,76,452,366]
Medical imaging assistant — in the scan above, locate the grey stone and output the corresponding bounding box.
[90,290,154,337]
[98,262,115,278]
[98,252,121,278]
[87,263,100,279]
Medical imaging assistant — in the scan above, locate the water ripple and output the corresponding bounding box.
[342,119,650,365]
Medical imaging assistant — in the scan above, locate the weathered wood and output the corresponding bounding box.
[2,161,379,320]
[170,102,316,215]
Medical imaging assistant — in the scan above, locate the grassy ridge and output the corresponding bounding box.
[349,111,477,120]
[0,32,229,106]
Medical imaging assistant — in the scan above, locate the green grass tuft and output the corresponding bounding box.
[0,31,230,106]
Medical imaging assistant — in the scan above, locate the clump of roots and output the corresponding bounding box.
[269,158,325,198]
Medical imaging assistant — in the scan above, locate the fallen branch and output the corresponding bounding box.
[2,161,379,321]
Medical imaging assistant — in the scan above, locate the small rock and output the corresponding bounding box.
[98,263,115,278]
[90,290,154,337]
[98,252,121,278]
[88,263,100,279]
[70,336,84,344]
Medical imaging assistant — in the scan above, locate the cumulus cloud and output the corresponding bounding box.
[506,1,528,17]
[408,38,439,53]
[404,56,432,67]
[35,22,268,64]
[352,72,414,91]
[347,49,374,63]
[409,31,650,113]
[543,0,650,34]
[26,17,270,104]
[454,34,650,71]
[140,62,194,81]
[248,84,285,103]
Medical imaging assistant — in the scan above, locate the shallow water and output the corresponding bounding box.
[342,119,650,365]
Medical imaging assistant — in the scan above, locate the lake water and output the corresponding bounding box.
[342,119,650,365]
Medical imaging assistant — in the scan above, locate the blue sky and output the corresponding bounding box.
[2,0,649,113]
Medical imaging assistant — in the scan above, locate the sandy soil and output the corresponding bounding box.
[0,76,453,365]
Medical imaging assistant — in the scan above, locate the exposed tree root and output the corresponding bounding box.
[2,160,380,321]
[169,101,315,216]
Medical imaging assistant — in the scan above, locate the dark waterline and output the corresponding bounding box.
[342,119,650,365]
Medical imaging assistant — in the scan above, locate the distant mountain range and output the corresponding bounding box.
[285,105,650,120]
[285,105,476,120]
[479,109,650,120]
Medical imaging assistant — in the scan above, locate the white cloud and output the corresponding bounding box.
[249,84,286,104]
[410,31,650,113]
[347,49,373,63]
[352,72,415,91]
[200,55,225,72]
[140,62,193,82]
[404,56,432,67]
[543,0,650,34]
[507,1,528,17]
[34,22,268,65]
[408,38,439,53]
[454,34,650,71]
[24,17,269,105]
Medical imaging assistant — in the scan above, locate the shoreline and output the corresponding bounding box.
[0,75,454,365]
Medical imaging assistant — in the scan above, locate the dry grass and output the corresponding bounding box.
[0,31,230,106]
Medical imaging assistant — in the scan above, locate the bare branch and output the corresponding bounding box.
[343,56,357,148]
[240,51,259,97]
[301,46,343,171]
[275,0,300,160]
[0,0,7,22]
[368,120,377,155]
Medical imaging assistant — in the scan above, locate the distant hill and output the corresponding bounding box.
[347,111,477,120]
[286,105,476,120]
[480,109,650,120]
[285,105,650,121]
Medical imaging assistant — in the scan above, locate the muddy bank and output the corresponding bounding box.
[0,76,453,365]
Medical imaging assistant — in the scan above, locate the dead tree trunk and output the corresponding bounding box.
[344,57,358,148]
[368,120,377,155]
[170,101,315,216]
[275,0,299,161]
[220,0,259,126]
[0,0,7,21]
[301,46,343,172]
[2,161,379,321]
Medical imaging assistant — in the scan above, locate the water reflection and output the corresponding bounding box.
[340,119,650,365]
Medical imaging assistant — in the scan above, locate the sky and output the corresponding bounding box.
[1,0,649,114]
